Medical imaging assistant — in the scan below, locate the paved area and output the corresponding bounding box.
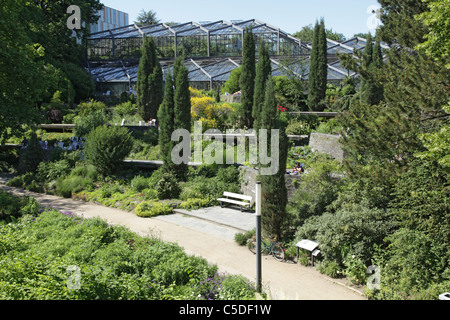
[0,178,365,300]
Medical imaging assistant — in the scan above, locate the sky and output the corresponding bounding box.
[100,0,382,39]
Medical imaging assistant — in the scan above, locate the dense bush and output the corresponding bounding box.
[294,204,398,267]
[77,99,107,117]
[18,132,45,174]
[156,171,181,200]
[37,159,71,182]
[287,154,345,227]
[54,165,99,198]
[0,207,257,300]
[74,110,106,137]
[134,201,173,217]
[84,125,134,176]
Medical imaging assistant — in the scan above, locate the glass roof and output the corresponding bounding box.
[89,54,359,84]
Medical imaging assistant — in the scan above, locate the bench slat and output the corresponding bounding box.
[222,192,252,201]
[217,198,251,207]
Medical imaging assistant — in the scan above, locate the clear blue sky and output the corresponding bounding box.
[101,0,381,38]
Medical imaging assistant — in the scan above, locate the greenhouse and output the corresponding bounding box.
[87,19,388,94]
[87,19,311,61]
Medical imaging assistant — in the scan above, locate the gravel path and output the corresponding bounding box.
[0,182,365,300]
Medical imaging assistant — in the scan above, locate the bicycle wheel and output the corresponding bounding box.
[247,239,257,254]
[271,243,285,262]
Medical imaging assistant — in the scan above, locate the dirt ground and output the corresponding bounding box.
[0,183,366,300]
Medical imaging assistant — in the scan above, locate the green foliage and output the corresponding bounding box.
[258,77,289,240]
[74,110,107,137]
[114,101,136,117]
[37,159,71,182]
[221,67,241,94]
[287,154,345,227]
[0,208,255,300]
[253,39,271,130]
[415,0,450,68]
[273,76,307,111]
[134,201,173,217]
[317,260,342,278]
[156,171,181,200]
[239,28,256,128]
[0,191,34,222]
[18,132,45,174]
[285,120,313,135]
[373,228,450,300]
[293,24,346,42]
[158,72,175,171]
[234,229,256,246]
[178,198,210,210]
[295,204,398,267]
[84,125,134,176]
[136,36,163,121]
[307,19,328,111]
[77,100,107,117]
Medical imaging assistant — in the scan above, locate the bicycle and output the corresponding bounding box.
[247,236,285,262]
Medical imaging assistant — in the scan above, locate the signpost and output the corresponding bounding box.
[296,239,320,266]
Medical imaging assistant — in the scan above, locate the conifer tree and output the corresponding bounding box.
[360,33,384,106]
[157,72,175,170]
[258,76,288,240]
[136,36,163,121]
[307,19,328,111]
[173,57,191,179]
[239,27,256,128]
[253,39,271,131]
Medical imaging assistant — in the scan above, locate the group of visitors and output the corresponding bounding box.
[289,162,305,175]
[21,136,85,151]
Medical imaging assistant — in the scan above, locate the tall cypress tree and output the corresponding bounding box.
[258,76,288,240]
[157,72,175,170]
[360,33,384,105]
[307,19,328,111]
[137,36,163,121]
[253,39,271,132]
[239,27,256,128]
[173,57,191,179]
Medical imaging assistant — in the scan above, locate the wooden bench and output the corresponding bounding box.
[217,192,253,212]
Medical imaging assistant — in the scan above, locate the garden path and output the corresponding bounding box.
[0,182,365,300]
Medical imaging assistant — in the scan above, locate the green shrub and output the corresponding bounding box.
[179,198,210,210]
[295,204,398,266]
[114,101,136,117]
[234,229,255,246]
[0,209,238,300]
[317,260,342,278]
[343,253,368,285]
[74,110,106,137]
[219,274,256,300]
[55,176,91,198]
[156,172,181,200]
[130,175,151,192]
[18,132,45,174]
[286,120,312,135]
[0,191,28,221]
[37,159,71,182]
[52,164,99,198]
[135,201,173,217]
[77,99,107,117]
[84,125,134,176]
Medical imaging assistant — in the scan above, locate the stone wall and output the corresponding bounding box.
[239,166,300,201]
[308,133,346,162]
